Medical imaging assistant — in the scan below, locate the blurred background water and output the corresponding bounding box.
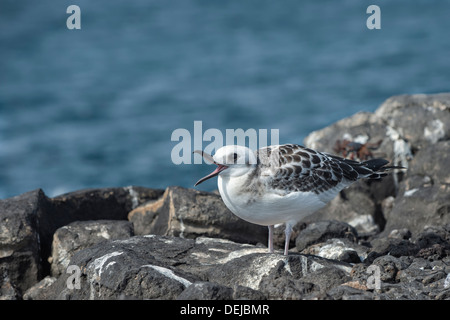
[0,0,449,198]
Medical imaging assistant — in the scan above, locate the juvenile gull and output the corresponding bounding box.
[194,144,402,255]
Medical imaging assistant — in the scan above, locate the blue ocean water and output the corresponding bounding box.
[0,0,449,198]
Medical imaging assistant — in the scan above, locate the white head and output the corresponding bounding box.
[194,145,257,186]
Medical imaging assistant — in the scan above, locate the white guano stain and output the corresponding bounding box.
[92,251,123,278]
[214,248,268,265]
[404,188,419,197]
[424,119,445,143]
[142,264,192,288]
[89,251,123,300]
[317,240,355,260]
[444,273,450,289]
[236,255,282,290]
[125,186,140,209]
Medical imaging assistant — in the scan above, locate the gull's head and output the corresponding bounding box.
[194,145,258,186]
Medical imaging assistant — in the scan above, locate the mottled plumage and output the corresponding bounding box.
[256,144,389,195]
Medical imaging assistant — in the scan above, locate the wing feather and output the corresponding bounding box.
[256,144,386,195]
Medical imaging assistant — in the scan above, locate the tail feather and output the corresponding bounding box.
[362,158,389,171]
[327,153,405,181]
[363,158,405,180]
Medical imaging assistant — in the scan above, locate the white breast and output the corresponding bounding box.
[217,174,329,226]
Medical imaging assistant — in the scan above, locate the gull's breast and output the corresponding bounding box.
[217,174,328,226]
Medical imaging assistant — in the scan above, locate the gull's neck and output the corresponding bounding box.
[218,164,260,194]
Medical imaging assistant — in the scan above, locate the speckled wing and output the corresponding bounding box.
[256,144,384,195]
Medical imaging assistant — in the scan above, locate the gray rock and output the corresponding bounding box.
[0,189,46,295]
[46,235,199,300]
[300,266,351,294]
[421,271,446,285]
[295,220,358,252]
[302,238,368,263]
[338,250,362,264]
[413,225,450,261]
[231,285,268,300]
[326,284,374,300]
[304,111,392,161]
[371,255,408,283]
[374,93,450,147]
[251,254,353,300]
[383,140,450,235]
[414,225,450,248]
[37,234,357,300]
[368,237,419,261]
[304,93,450,237]
[258,276,317,300]
[128,186,267,245]
[301,238,371,263]
[22,276,56,300]
[388,228,412,240]
[177,281,267,300]
[176,282,233,300]
[348,250,450,300]
[0,186,162,296]
[49,220,134,277]
[0,276,20,300]
[40,186,163,272]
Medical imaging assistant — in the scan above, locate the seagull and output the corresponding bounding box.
[194,144,402,255]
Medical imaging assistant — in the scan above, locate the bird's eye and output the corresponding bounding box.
[233,153,238,162]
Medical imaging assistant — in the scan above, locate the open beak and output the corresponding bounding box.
[193,150,228,186]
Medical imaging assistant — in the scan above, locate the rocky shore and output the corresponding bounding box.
[1,93,450,300]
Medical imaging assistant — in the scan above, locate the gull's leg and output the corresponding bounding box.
[268,225,274,253]
[284,223,293,256]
